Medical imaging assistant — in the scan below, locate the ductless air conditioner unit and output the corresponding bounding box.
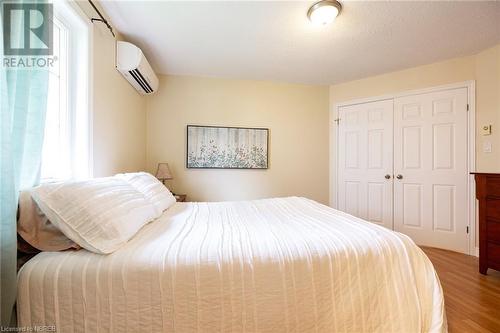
[116,41,159,95]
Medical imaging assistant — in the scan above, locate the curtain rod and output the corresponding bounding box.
[88,0,116,38]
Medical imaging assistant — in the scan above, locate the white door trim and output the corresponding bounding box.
[331,80,476,256]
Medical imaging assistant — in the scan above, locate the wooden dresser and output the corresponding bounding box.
[473,173,500,274]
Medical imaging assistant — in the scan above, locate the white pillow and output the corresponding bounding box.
[116,172,176,215]
[31,177,158,254]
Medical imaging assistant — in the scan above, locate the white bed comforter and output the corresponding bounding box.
[18,197,446,333]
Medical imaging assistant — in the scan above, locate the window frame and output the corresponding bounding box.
[41,0,92,182]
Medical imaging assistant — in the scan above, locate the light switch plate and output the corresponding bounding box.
[481,124,492,136]
[483,141,492,153]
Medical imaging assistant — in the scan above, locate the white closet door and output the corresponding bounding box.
[393,87,469,253]
[338,100,394,229]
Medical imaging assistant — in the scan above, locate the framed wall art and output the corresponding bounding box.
[186,125,269,169]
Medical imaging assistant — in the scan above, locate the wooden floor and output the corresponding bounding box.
[422,247,500,333]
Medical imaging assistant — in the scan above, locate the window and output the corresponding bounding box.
[41,1,90,181]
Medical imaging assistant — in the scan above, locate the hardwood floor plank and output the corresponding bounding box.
[422,247,500,333]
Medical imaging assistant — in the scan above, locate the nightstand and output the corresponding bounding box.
[174,194,187,202]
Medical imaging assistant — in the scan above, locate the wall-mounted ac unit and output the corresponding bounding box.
[116,41,159,95]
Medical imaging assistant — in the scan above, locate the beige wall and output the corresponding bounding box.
[77,1,147,177]
[78,0,500,208]
[91,27,147,177]
[475,45,500,172]
[146,75,329,203]
[329,44,500,206]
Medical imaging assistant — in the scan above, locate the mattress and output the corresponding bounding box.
[17,197,446,332]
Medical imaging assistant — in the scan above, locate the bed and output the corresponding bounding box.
[17,196,446,332]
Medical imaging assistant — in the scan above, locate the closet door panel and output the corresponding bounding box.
[393,87,468,254]
[338,100,394,229]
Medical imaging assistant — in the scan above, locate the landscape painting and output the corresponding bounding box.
[186,125,269,169]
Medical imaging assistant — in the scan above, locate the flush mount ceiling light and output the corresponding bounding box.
[307,0,342,25]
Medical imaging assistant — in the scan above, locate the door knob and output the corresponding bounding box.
[396,174,403,180]
[385,174,391,179]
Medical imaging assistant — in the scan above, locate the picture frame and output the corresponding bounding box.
[186,125,269,169]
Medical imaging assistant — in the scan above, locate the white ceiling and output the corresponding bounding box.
[100,1,500,85]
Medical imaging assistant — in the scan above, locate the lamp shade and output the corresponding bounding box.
[155,163,173,180]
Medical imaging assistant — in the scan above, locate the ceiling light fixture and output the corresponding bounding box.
[307,0,342,25]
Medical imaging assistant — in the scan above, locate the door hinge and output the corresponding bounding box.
[466,226,469,234]
[334,118,341,125]
[467,104,469,111]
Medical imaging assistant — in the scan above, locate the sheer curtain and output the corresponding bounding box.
[0,3,50,326]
